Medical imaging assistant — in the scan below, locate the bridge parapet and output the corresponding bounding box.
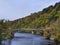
[14,28,43,31]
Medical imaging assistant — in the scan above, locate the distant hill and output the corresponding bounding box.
[9,2,60,29]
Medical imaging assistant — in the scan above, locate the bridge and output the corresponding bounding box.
[13,28,43,34]
[10,28,50,38]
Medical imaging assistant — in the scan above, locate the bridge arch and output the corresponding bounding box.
[10,28,45,38]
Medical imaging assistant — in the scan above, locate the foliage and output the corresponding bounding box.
[0,20,12,40]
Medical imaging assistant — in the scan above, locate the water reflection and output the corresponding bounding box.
[2,33,54,45]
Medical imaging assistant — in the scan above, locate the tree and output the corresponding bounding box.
[54,11,60,41]
[0,19,8,45]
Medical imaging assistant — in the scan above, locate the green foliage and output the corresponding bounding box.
[0,19,12,40]
[53,11,60,41]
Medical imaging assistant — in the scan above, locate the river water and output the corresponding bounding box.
[2,33,54,45]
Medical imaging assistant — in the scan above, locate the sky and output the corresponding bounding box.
[0,0,60,21]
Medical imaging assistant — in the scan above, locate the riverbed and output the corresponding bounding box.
[2,33,54,45]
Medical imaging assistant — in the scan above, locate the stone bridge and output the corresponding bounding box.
[13,28,44,35]
[10,28,50,38]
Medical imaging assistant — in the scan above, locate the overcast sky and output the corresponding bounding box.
[0,0,60,20]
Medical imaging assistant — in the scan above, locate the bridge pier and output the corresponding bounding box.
[32,30,36,34]
[32,30,34,34]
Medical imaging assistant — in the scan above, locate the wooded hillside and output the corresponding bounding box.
[10,2,60,29]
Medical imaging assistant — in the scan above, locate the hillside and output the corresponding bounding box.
[10,2,60,29]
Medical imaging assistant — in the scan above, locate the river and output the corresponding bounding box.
[2,32,54,45]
